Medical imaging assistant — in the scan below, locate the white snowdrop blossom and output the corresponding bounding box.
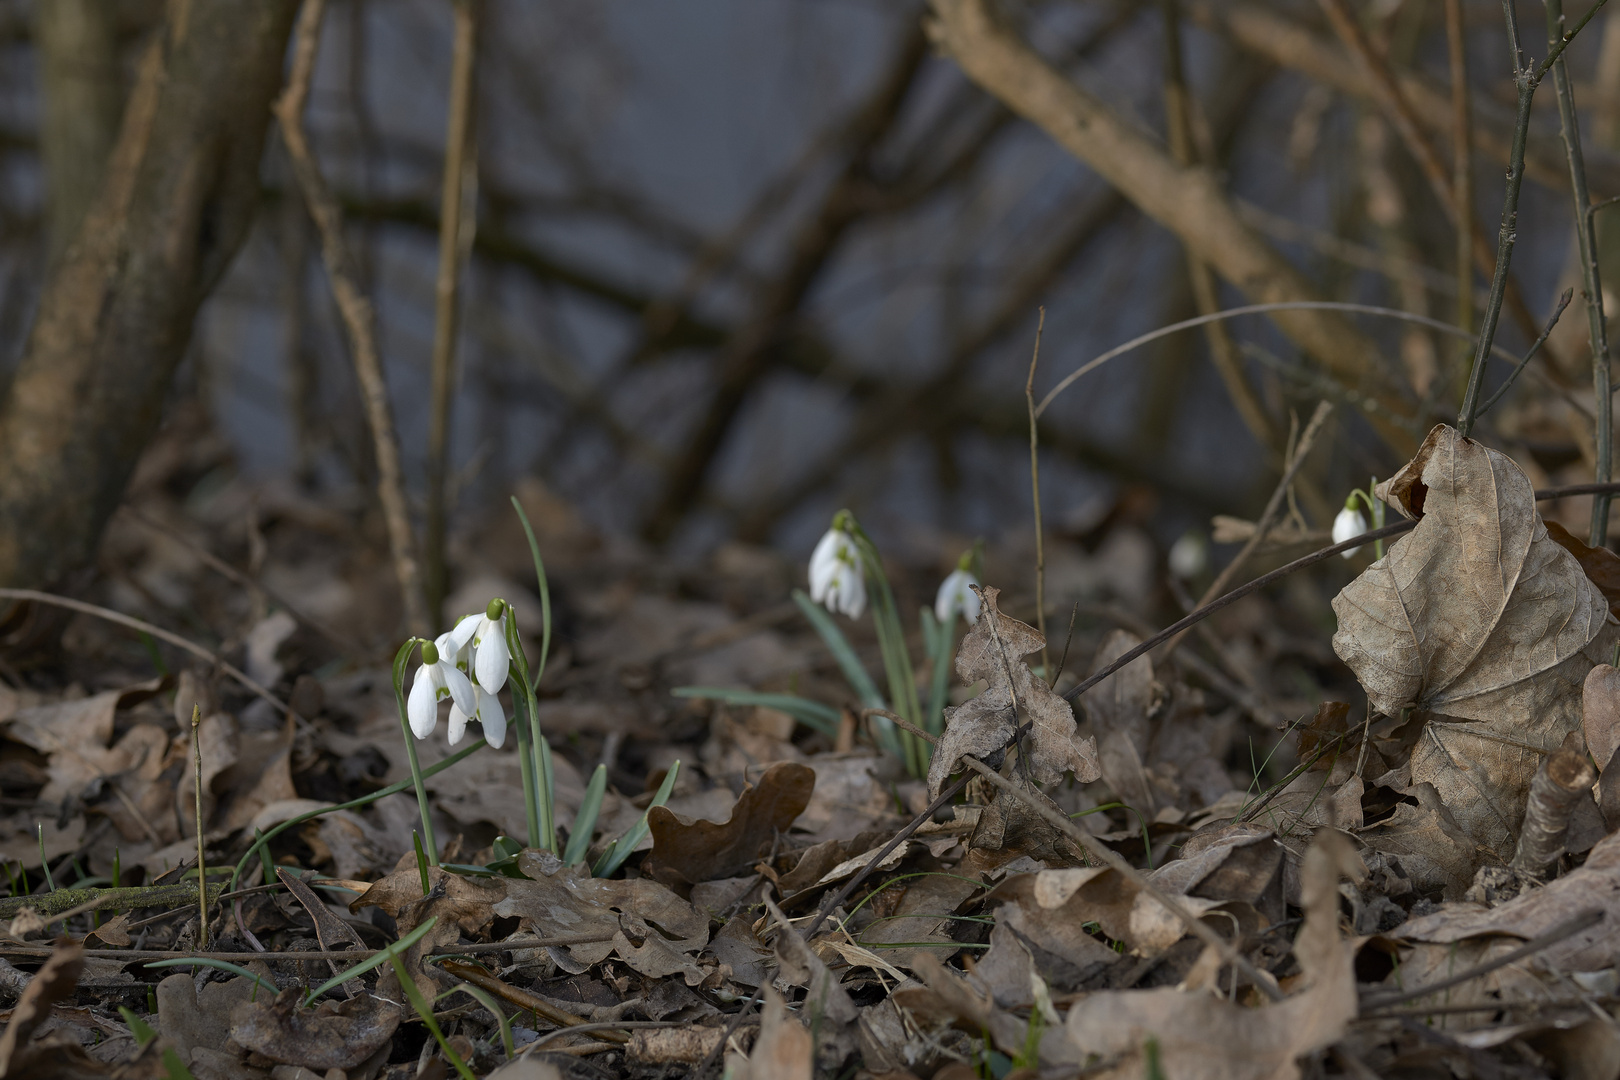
[1334,503,1369,559]
[934,567,981,624]
[809,519,866,619]
[448,601,512,694]
[448,685,507,748]
[406,636,478,740]
[1167,532,1207,580]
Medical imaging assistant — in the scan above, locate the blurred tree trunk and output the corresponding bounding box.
[0,0,299,590]
[36,0,123,264]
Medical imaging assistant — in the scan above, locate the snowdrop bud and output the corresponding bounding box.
[934,567,981,624]
[1334,502,1369,559]
[407,665,438,739]
[809,516,867,619]
[1167,532,1207,580]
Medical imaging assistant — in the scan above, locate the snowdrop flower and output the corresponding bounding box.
[406,636,478,739]
[448,685,507,748]
[809,513,866,619]
[1167,531,1207,580]
[1334,500,1369,559]
[448,600,512,694]
[935,565,982,624]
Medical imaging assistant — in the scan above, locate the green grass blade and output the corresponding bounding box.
[595,761,679,877]
[145,958,276,998]
[670,687,841,735]
[791,589,884,708]
[922,607,954,736]
[387,949,475,1080]
[563,764,608,866]
[305,916,439,1003]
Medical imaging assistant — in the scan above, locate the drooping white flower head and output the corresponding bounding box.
[1333,501,1370,559]
[448,600,512,695]
[1167,531,1207,580]
[809,512,867,619]
[406,635,478,740]
[935,566,981,624]
[448,685,508,748]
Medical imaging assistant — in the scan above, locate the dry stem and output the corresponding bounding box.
[273,0,428,634]
[425,0,480,626]
[1512,747,1597,873]
[1025,308,1049,676]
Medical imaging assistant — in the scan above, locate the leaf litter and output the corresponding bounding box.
[9,418,1620,1077]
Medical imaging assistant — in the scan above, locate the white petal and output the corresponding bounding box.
[1333,506,1367,558]
[441,663,478,716]
[837,567,867,620]
[476,689,507,749]
[474,618,511,694]
[448,614,481,652]
[407,668,439,739]
[808,531,840,602]
[934,574,958,624]
[447,702,470,746]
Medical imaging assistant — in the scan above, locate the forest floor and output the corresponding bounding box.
[1,409,1618,1080]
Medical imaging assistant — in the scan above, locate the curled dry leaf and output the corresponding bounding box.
[1063,831,1364,1080]
[927,586,1100,797]
[1333,425,1619,862]
[643,761,816,886]
[229,988,403,1071]
[0,938,82,1076]
[723,988,812,1080]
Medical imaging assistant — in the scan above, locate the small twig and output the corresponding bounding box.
[1545,0,1615,546]
[1050,601,1080,688]
[1360,909,1605,1008]
[0,588,293,717]
[1025,307,1050,676]
[0,882,222,921]
[1159,399,1331,662]
[1444,0,1474,403]
[523,1021,682,1053]
[1066,478,1620,705]
[0,936,615,962]
[1473,287,1572,419]
[425,0,479,627]
[191,705,207,950]
[438,957,628,1041]
[273,0,428,634]
[1235,731,1352,825]
[1038,300,1556,417]
[1512,747,1597,873]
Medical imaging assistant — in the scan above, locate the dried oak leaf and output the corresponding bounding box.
[1332,424,1618,862]
[1080,629,1159,817]
[927,586,1100,797]
[0,938,82,1076]
[642,762,815,886]
[1063,831,1363,1080]
[229,988,403,1071]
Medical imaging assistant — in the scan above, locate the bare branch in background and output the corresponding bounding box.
[426,0,480,628]
[925,0,1418,451]
[273,0,428,634]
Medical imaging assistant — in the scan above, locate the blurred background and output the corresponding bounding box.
[0,0,1614,640]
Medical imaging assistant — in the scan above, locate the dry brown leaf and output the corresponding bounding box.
[155,973,260,1069]
[350,863,503,939]
[1063,831,1364,1080]
[928,586,1100,797]
[1080,628,1159,817]
[494,851,707,969]
[1333,425,1619,862]
[228,988,402,1071]
[1396,828,1620,975]
[723,988,812,1080]
[1585,664,1620,773]
[763,893,857,1065]
[0,938,83,1076]
[643,762,815,886]
[903,951,1081,1067]
[1546,519,1620,620]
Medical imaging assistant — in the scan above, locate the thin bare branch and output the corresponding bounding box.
[273,0,427,634]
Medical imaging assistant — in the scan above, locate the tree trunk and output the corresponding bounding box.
[0,0,300,590]
[36,0,123,264]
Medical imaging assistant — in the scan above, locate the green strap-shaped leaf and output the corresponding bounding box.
[671,687,842,735]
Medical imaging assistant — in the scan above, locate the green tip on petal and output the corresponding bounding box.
[831,508,854,533]
[420,640,440,666]
[486,598,505,621]
[956,548,974,572]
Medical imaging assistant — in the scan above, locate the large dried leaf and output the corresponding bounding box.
[1062,831,1363,1080]
[229,988,402,1070]
[1332,425,1618,860]
[928,586,1100,796]
[1080,628,1158,816]
[0,939,83,1076]
[643,762,815,886]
